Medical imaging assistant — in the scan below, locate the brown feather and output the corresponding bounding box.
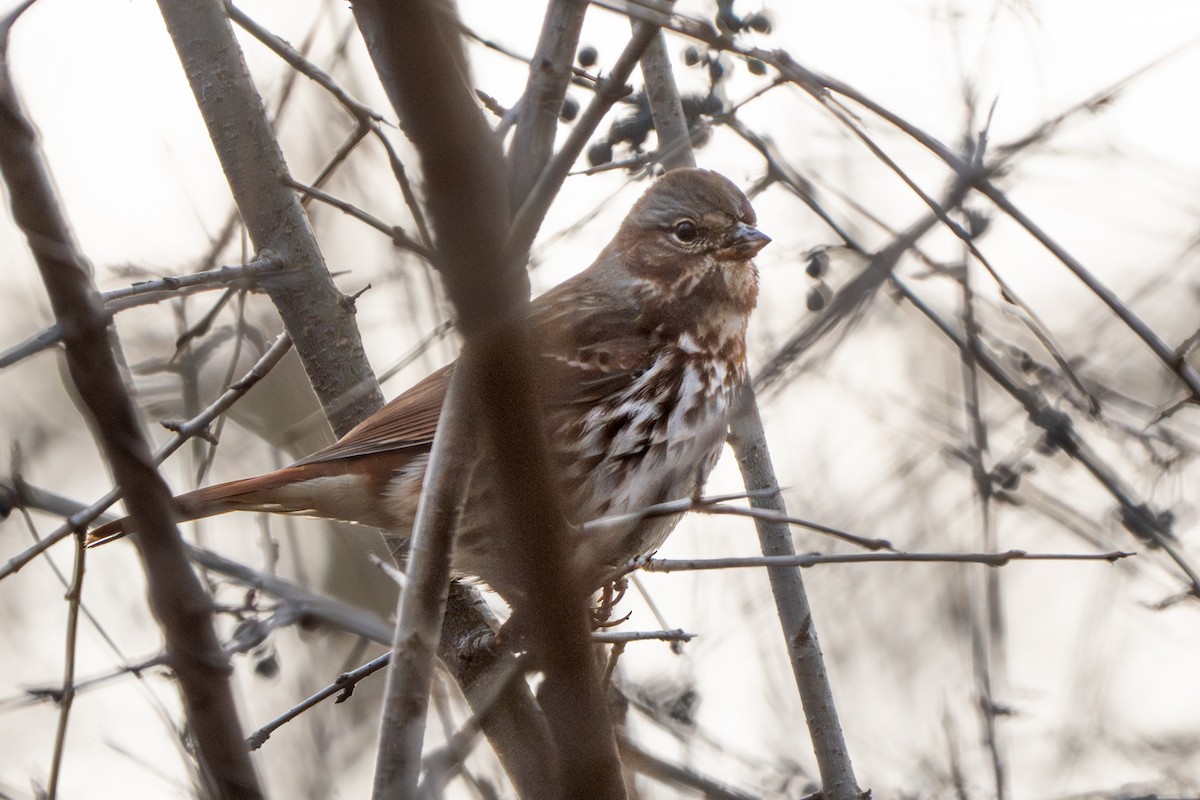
[88,168,771,602]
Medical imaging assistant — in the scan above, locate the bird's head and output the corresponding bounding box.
[615,168,769,330]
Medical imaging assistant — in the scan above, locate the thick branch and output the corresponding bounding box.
[637,28,695,170]
[351,2,624,798]
[728,386,859,800]
[508,0,588,206]
[155,0,383,436]
[0,8,261,797]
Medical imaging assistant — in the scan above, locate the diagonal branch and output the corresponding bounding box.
[0,7,262,797]
[155,0,383,437]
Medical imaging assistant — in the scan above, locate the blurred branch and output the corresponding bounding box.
[958,243,1008,800]
[352,2,625,798]
[755,177,973,392]
[642,549,1133,572]
[0,5,262,795]
[780,61,1200,402]
[618,738,761,800]
[615,1,1200,403]
[186,544,394,643]
[890,278,1200,596]
[156,0,383,437]
[1,333,292,579]
[0,257,285,369]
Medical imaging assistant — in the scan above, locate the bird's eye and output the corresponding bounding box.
[672,220,699,243]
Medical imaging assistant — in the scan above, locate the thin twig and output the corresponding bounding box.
[0,257,285,369]
[284,176,433,259]
[640,549,1133,572]
[247,652,390,750]
[584,493,892,552]
[225,0,385,124]
[45,535,86,800]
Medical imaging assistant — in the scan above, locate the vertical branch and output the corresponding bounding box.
[633,17,859,800]
[958,258,1007,800]
[508,0,588,205]
[352,2,625,798]
[46,535,85,800]
[372,368,471,796]
[637,29,694,171]
[506,21,661,257]
[155,0,383,437]
[0,9,263,798]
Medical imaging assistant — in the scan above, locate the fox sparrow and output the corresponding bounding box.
[89,168,770,601]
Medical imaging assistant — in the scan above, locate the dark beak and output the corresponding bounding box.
[728,223,771,258]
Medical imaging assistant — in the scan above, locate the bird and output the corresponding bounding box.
[88,168,770,602]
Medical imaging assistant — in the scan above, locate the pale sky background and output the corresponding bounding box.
[1,1,1199,798]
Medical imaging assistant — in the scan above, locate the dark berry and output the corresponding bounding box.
[747,58,767,76]
[683,46,701,66]
[588,140,613,167]
[746,13,772,33]
[560,97,579,122]
[254,652,280,679]
[805,250,829,278]
[577,46,597,68]
[807,284,832,312]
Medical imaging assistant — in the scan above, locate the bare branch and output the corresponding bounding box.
[284,176,433,260]
[636,27,695,171]
[0,8,262,794]
[641,549,1134,572]
[506,20,661,260]
[156,0,383,437]
[728,386,859,800]
[352,4,629,798]
[0,257,285,369]
[507,0,589,206]
[247,652,390,751]
[584,493,892,552]
[45,535,85,800]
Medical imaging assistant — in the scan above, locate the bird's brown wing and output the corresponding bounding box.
[293,362,454,466]
[528,272,657,408]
